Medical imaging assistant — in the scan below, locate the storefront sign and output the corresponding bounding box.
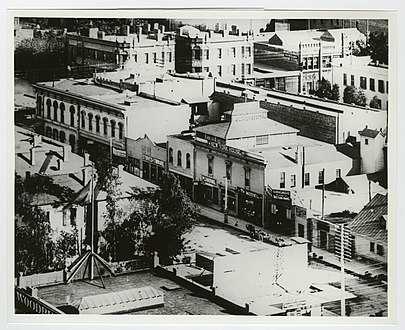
[238,187,262,200]
[201,175,217,187]
[207,141,246,157]
[142,154,165,167]
[266,186,291,201]
[113,147,127,158]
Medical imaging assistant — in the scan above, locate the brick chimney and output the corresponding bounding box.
[30,147,36,166]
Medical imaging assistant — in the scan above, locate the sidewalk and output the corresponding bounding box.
[197,204,387,278]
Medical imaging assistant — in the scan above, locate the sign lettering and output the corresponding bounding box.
[238,187,262,200]
[142,154,165,167]
[201,175,217,187]
[207,141,245,157]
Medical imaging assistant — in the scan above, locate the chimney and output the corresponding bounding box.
[30,147,36,166]
[208,30,213,39]
[82,167,88,186]
[97,31,105,40]
[121,25,130,36]
[153,23,159,31]
[137,25,142,36]
[57,158,62,171]
[33,135,42,147]
[83,152,90,167]
[156,30,162,42]
[160,25,165,34]
[62,145,70,162]
[25,171,31,180]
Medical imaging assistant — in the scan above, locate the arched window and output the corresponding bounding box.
[88,113,93,131]
[118,122,124,140]
[110,120,116,138]
[59,131,66,143]
[186,153,191,169]
[81,111,86,129]
[60,103,65,123]
[95,115,100,133]
[45,126,52,137]
[53,101,58,122]
[46,99,51,118]
[69,134,76,150]
[169,147,173,164]
[177,150,182,167]
[103,117,108,135]
[69,105,75,126]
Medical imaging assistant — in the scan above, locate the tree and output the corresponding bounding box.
[343,86,368,107]
[312,78,339,101]
[53,230,78,269]
[369,32,388,65]
[100,172,198,265]
[370,95,382,109]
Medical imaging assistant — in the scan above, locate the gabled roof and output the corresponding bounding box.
[348,193,388,242]
[195,122,231,139]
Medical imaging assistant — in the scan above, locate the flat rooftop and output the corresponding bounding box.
[37,270,227,315]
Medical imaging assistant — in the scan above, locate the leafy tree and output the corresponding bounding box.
[370,95,382,109]
[53,230,78,269]
[351,39,369,56]
[312,78,340,101]
[100,172,198,265]
[369,32,388,65]
[91,145,120,191]
[343,86,368,107]
[14,32,66,72]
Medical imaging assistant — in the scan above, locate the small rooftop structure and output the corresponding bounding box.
[70,286,164,314]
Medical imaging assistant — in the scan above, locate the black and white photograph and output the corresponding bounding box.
[7,7,398,326]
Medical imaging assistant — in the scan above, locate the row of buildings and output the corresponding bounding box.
[63,22,388,111]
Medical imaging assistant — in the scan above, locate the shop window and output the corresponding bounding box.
[280,172,285,189]
[370,78,375,91]
[304,173,310,186]
[186,153,191,169]
[169,147,173,164]
[318,170,324,184]
[244,167,251,188]
[291,174,296,188]
[177,150,182,167]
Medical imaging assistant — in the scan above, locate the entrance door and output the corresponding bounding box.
[320,230,327,249]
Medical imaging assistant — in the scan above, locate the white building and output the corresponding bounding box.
[358,127,386,174]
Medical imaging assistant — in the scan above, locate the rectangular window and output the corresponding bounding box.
[286,208,292,220]
[241,63,245,75]
[204,49,209,60]
[370,241,375,252]
[246,64,251,75]
[145,53,149,64]
[336,169,341,178]
[280,172,285,189]
[378,80,385,93]
[217,48,222,59]
[360,76,367,89]
[244,168,251,187]
[161,51,165,63]
[370,78,375,91]
[153,52,157,64]
[70,208,77,226]
[208,156,213,175]
[304,173,310,186]
[291,174,296,188]
[217,65,222,77]
[350,75,355,86]
[343,73,347,86]
[318,170,324,184]
[231,47,236,57]
[133,53,137,62]
[247,46,251,57]
[256,135,269,145]
[231,64,236,76]
[365,138,369,145]
[270,203,277,214]
[167,52,172,62]
[241,46,245,57]
[386,81,388,94]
